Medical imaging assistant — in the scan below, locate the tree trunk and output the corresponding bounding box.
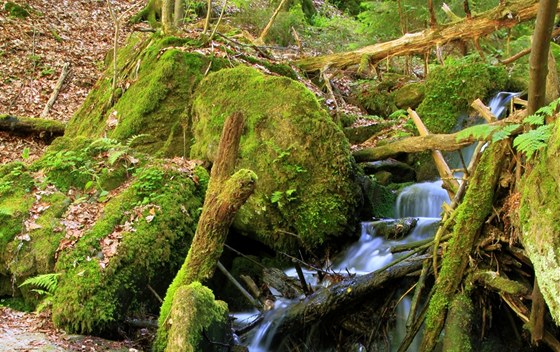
[297,0,549,72]
[161,0,174,34]
[352,114,524,162]
[173,0,184,27]
[154,112,257,351]
[0,115,65,140]
[527,0,558,116]
[268,260,424,339]
[420,140,511,351]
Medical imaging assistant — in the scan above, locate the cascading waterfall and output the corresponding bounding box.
[236,92,519,351]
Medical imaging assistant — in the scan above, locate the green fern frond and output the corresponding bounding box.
[108,149,128,165]
[88,138,120,151]
[456,124,498,142]
[523,112,545,126]
[513,124,553,159]
[126,134,151,147]
[19,273,60,295]
[491,124,520,142]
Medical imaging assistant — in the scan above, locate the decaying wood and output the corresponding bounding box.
[420,140,511,351]
[266,260,424,339]
[297,0,548,72]
[157,112,257,350]
[471,98,497,123]
[352,114,524,162]
[409,108,458,198]
[257,0,289,44]
[217,261,262,309]
[179,112,256,285]
[0,115,66,140]
[40,62,70,118]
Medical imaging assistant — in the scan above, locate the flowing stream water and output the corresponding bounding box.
[236,92,519,352]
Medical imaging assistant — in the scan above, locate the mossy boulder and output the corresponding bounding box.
[519,116,560,324]
[191,66,360,250]
[417,56,507,134]
[65,33,230,157]
[51,161,208,334]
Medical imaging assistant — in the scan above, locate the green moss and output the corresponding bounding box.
[361,176,396,218]
[51,164,208,334]
[506,36,560,93]
[65,33,229,157]
[417,56,507,134]
[6,192,69,295]
[442,292,473,352]
[0,163,35,277]
[392,81,425,110]
[4,1,31,18]
[519,124,560,323]
[191,66,360,250]
[155,282,228,352]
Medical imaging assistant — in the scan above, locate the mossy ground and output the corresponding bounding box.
[191,65,360,250]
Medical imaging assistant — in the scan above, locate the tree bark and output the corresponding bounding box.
[155,112,257,351]
[420,140,510,351]
[161,0,174,34]
[173,0,184,27]
[0,115,65,140]
[267,260,424,339]
[297,0,549,72]
[352,114,523,162]
[527,0,558,116]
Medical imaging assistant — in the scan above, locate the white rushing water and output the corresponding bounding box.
[236,92,519,351]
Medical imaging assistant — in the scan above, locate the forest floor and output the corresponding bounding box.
[0,0,147,350]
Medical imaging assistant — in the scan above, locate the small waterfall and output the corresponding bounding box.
[235,91,518,351]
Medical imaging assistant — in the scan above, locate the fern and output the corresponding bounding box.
[513,124,553,159]
[491,124,520,142]
[456,124,498,141]
[19,273,60,295]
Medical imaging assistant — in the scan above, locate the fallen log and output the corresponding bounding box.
[263,259,424,339]
[297,0,548,72]
[0,114,65,140]
[352,114,524,162]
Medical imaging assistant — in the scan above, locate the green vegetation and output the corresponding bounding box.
[417,56,507,134]
[51,162,208,333]
[4,1,31,18]
[191,65,360,250]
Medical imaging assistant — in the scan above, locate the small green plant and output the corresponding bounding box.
[19,273,61,312]
[271,188,297,208]
[21,147,30,160]
[456,98,560,159]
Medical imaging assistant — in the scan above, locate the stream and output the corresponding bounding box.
[234,92,519,352]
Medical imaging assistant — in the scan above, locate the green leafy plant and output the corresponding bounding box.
[19,273,61,312]
[271,188,297,208]
[513,125,553,159]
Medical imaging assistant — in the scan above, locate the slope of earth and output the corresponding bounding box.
[0,0,144,121]
[1,0,147,350]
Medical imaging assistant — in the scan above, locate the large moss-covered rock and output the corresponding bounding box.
[65,33,230,157]
[191,66,360,250]
[417,57,507,134]
[51,161,208,334]
[519,117,560,324]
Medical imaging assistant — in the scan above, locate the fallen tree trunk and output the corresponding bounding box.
[155,112,257,352]
[420,140,511,351]
[0,114,65,140]
[265,259,423,339]
[298,0,548,72]
[353,114,524,162]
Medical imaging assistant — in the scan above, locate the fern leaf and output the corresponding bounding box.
[513,125,552,159]
[456,124,498,142]
[523,113,545,126]
[491,124,520,142]
[19,273,60,295]
[108,149,127,165]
